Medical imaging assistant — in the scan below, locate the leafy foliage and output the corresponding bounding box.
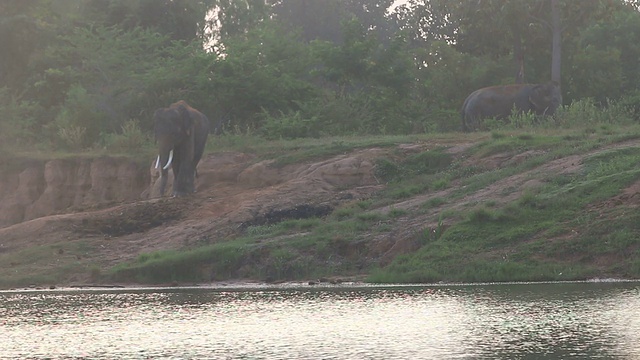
[1,0,640,152]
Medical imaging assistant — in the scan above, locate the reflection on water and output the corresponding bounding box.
[1,282,639,359]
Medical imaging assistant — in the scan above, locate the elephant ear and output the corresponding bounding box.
[529,84,551,111]
[176,104,194,136]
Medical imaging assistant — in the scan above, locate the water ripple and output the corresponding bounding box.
[1,282,639,359]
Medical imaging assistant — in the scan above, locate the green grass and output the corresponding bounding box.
[110,240,250,283]
[0,241,99,288]
[212,133,467,166]
[108,211,391,283]
[369,140,640,283]
[367,122,640,283]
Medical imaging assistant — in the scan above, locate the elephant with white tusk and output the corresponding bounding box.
[153,100,210,197]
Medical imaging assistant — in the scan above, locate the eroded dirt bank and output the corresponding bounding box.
[0,157,148,228]
[1,138,639,287]
[0,148,390,285]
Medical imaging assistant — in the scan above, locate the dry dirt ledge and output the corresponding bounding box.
[0,148,386,285]
[1,139,639,286]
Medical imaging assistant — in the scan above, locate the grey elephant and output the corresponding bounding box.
[461,81,562,131]
[154,100,210,196]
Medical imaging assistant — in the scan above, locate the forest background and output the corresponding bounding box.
[1,0,640,152]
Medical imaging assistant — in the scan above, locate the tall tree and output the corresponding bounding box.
[391,0,548,84]
[550,0,561,83]
[271,0,395,44]
[83,0,214,42]
[206,0,272,51]
[0,1,48,91]
[568,3,640,102]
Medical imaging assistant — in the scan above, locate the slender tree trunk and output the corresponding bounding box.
[550,0,561,83]
[513,26,524,84]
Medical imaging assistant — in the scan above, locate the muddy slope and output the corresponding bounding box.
[0,149,387,280]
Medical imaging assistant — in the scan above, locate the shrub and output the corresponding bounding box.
[260,110,319,139]
[555,98,634,128]
[0,87,42,149]
[467,206,512,223]
[51,85,107,149]
[103,119,149,152]
[374,157,403,182]
[507,109,539,129]
[56,124,88,150]
[404,150,452,175]
[618,90,640,120]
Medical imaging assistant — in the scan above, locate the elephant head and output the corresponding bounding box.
[153,100,209,197]
[529,81,562,116]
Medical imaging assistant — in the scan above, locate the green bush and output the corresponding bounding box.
[374,157,403,182]
[555,98,635,128]
[51,85,107,150]
[0,87,43,149]
[507,109,539,129]
[102,119,150,152]
[260,110,320,139]
[404,150,453,175]
[56,125,88,150]
[618,90,640,120]
[467,206,513,223]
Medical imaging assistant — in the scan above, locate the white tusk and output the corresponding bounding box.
[155,155,160,169]
[162,150,174,170]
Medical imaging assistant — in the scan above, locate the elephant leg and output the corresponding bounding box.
[171,159,182,197]
[186,168,196,193]
[175,163,195,195]
[464,115,477,132]
[172,159,198,196]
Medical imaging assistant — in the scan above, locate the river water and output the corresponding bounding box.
[1,281,639,359]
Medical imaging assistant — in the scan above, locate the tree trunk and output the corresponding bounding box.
[550,0,561,84]
[513,25,525,84]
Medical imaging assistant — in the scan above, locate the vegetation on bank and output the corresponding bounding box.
[104,102,640,285]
